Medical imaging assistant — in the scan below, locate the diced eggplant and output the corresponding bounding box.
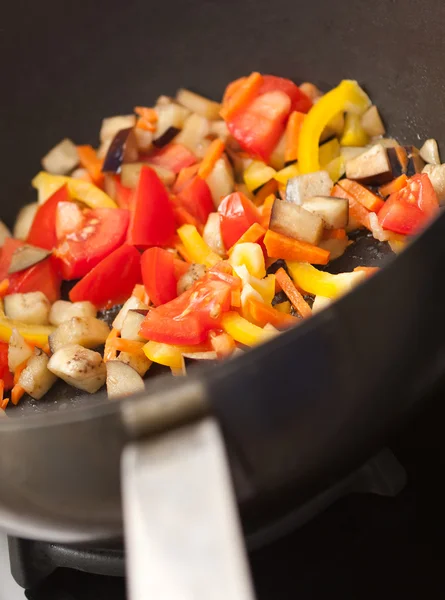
[182,351,218,361]
[19,349,57,400]
[49,300,97,326]
[340,146,366,162]
[48,316,110,353]
[176,89,221,120]
[345,144,392,185]
[13,203,39,240]
[422,164,445,204]
[48,344,106,393]
[112,296,148,331]
[120,162,175,188]
[269,199,323,245]
[0,221,11,246]
[154,101,190,141]
[404,146,426,176]
[8,328,34,372]
[152,126,180,149]
[312,295,332,314]
[8,244,51,274]
[121,310,146,342]
[102,127,138,173]
[177,264,207,295]
[209,120,229,141]
[174,113,210,153]
[118,351,152,377]
[100,115,136,143]
[203,212,226,256]
[205,155,235,207]
[302,196,349,229]
[106,360,145,400]
[4,292,50,325]
[318,236,348,260]
[419,139,440,165]
[386,146,408,178]
[41,138,79,175]
[285,171,333,205]
[361,106,385,137]
[133,127,154,153]
[371,138,399,149]
[269,133,287,171]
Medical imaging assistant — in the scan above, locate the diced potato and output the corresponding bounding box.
[100,115,136,143]
[112,297,148,332]
[19,349,57,400]
[269,199,324,245]
[118,351,152,377]
[8,328,34,372]
[41,138,79,175]
[49,300,97,327]
[48,344,106,393]
[106,360,145,400]
[13,203,39,240]
[285,171,333,205]
[121,310,146,342]
[4,292,50,325]
[302,196,349,230]
[48,317,110,353]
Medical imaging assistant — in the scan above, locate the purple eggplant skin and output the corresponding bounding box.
[102,127,138,173]
[153,126,180,148]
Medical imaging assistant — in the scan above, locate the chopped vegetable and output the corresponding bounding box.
[422,164,445,204]
[177,224,222,267]
[8,245,51,274]
[48,316,110,353]
[221,312,275,347]
[285,111,306,163]
[19,349,57,400]
[48,344,106,393]
[340,113,369,147]
[4,292,50,325]
[203,213,226,257]
[337,179,384,212]
[286,262,367,298]
[244,161,276,192]
[264,229,330,264]
[302,196,349,229]
[32,172,117,208]
[229,242,266,279]
[269,199,324,245]
[419,139,440,165]
[13,203,39,241]
[49,301,97,327]
[361,105,385,137]
[246,296,297,328]
[275,268,312,318]
[106,360,145,400]
[218,192,261,249]
[42,138,79,175]
[177,176,214,224]
[141,247,178,306]
[285,171,333,205]
[345,144,392,185]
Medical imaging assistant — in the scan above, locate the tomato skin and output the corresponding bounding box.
[0,238,24,281]
[227,91,291,161]
[114,176,133,210]
[27,184,70,250]
[8,257,61,303]
[69,244,141,309]
[141,247,178,307]
[0,341,14,391]
[54,207,130,280]
[218,192,261,249]
[177,177,214,225]
[378,173,439,235]
[127,166,176,249]
[259,75,313,114]
[147,144,197,174]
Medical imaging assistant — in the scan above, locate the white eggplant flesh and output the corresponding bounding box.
[206,155,235,207]
[106,360,145,400]
[361,106,385,137]
[8,244,51,274]
[118,351,152,377]
[120,163,175,188]
[155,101,190,140]
[302,196,349,229]
[41,138,79,175]
[134,127,153,152]
[49,300,97,326]
[419,139,440,165]
[177,264,207,295]
[209,120,229,141]
[174,113,209,153]
[345,144,392,185]
[0,221,12,246]
[318,236,348,260]
[4,292,50,325]
[13,203,39,240]
[312,295,333,314]
[121,310,146,342]
[203,213,226,257]
[182,351,218,361]
[422,164,445,204]
[285,171,333,205]
[100,115,136,143]
[48,317,110,353]
[340,146,366,162]
[8,328,34,372]
[176,89,221,120]
[269,199,324,245]
[19,350,57,400]
[113,296,148,332]
[48,344,106,393]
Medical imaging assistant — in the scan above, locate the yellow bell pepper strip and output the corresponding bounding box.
[143,341,184,369]
[319,138,340,168]
[32,172,117,208]
[298,80,371,174]
[340,113,369,147]
[176,224,222,267]
[325,155,346,183]
[221,312,276,347]
[244,161,276,192]
[0,318,54,348]
[273,163,300,185]
[229,242,266,279]
[286,262,367,299]
[233,265,275,304]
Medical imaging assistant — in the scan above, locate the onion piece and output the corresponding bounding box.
[8,244,51,274]
[106,360,145,400]
[19,349,57,400]
[134,128,153,152]
[419,139,440,165]
[120,162,175,188]
[49,300,97,326]
[13,203,39,240]
[203,213,226,257]
[4,292,50,325]
[209,120,230,141]
[48,344,106,393]
[176,89,221,120]
[48,316,110,353]
[41,138,79,175]
[174,113,210,153]
[206,155,235,207]
[8,328,34,372]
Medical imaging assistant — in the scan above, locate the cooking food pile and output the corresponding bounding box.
[0,74,443,411]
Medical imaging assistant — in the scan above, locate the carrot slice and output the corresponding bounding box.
[338,179,384,212]
[1,396,9,410]
[231,289,241,308]
[210,331,236,359]
[112,338,145,354]
[379,174,408,198]
[13,360,28,385]
[132,284,146,303]
[136,117,156,132]
[174,163,201,193]
[135,106,158,123]
[264,230,330,265]
[322,228,347,241]
[354,266,379,276]
[260,194,276,228]
[246,297,297,328]
[222,77,247,105]
[175,242,194,264]
[220,72,264,120]
[254,178,278,206]
[11,384,25,406]
[275,268,312,318]
[0,279,9,298]
[104,328,119,362]
[77,145,104,185]
[331,184,372,230]
[285,111,305,163]
[228,223,266,254]
[198,139,225,179]
[173,204,203,233]
[0,380,4,403]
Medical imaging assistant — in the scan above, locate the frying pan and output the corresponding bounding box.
[2,0,445,573]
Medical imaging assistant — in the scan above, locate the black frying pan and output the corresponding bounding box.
[2,0,445,545]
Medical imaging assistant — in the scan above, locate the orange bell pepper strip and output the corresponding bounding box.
[264,230,330,265]
[111,338,145,354]
[174,242,194,264]
[198,139,225,179]
[173,164,201,193]
[135,106,158,123]
[254,178,279,206]
[331,184,372,230]
[11,383,25,405]
[337,179,384,212]
[0,279,9,298]
[322,228,347,240]
[246,297,297,328]
[285,111,306,163]
[13,360,28,385]
[220,72,264,120]
[379,174,408,198]
[227,223,266,254]
[275,268,312,319]
[1,396,9,410]
[173,204,203,233]
[77,145,104,186]
[260,194,276,228]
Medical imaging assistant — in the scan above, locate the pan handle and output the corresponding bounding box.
[121,417,256,600]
